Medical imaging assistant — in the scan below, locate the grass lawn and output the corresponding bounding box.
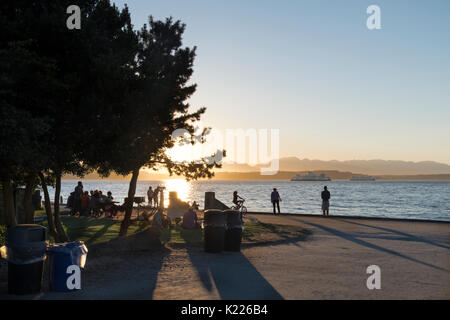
[35,216,309,248]
[4,216,309,248]
[40,216,151,245]
[35,209,46,217]
[160,221,309,247]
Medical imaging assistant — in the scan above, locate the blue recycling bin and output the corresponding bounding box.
[47,241,88,292]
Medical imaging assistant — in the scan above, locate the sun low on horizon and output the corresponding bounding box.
[160,179,193,207]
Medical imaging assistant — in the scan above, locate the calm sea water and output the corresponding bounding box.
[48,180,450,221]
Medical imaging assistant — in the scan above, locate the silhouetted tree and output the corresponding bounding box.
[0,0,137,241]
[1,2,223,239]
[84,17,223,236]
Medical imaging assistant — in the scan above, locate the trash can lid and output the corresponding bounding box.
[7,225,46,245]
[47,241,87,253]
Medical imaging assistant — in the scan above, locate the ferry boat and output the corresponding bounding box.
[291,172,331,181]
[350,175,376,181]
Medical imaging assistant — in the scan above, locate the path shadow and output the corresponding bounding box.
[285,216,449,273]
[180,229,283,300]
[1,227,169,300]
[337,219,450,250]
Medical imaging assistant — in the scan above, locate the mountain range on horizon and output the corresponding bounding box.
[218,157,450,175]
[62,157,450,181]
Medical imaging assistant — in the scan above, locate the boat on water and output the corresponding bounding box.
[350,175,376,181]
[291,172,331,181]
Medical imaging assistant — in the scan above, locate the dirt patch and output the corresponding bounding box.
[242,222,310,246]
[87,226,163,258]
[162,222,311,249]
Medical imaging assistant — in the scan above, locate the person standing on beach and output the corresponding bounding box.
[271,188,281,214]
[321,186,330,216]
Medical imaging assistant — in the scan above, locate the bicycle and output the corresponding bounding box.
[231,199,248,218]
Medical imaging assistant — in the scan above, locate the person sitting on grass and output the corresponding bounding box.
[104,191,119,218]
[152,208,164,230]
[81,191,90,217]
[182,207,199,229]
[90,190,101,217]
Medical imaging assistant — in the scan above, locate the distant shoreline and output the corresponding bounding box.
[62,170,450,181]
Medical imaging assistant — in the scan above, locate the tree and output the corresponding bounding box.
[1,0,138,240]
[0,41,57,229]
[33,0,138,242]
[1,2,223,239]
[84,17,223,236]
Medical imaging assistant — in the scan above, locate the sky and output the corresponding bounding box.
[113,0,450,165]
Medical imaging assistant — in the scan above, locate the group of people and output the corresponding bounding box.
[146,186,164,207]
[68,181,332,222]
[68,181,119,218]
[233,186,331,216]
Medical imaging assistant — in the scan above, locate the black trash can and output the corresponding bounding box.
[224,210,243,252]
[203,209,227,253]
[2,225,47,295]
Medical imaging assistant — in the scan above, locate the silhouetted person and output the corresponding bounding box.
[147,186,154,206]
[152,208,164,232]
[321,186,330,216]
[73,181,83,215]
[182,207,199,229]
[271,188,281,214]
[81,191,90,217]
[153,187,160,207]
[232,191,244,209]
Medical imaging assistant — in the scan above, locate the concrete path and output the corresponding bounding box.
[1,214,449,299]
[241,214,450,299]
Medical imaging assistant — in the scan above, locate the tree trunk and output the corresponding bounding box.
[119,168,140,237]
[38,172,58,240]
[1,178,16,227]
[54,173,68,242]
[24,174,36,224]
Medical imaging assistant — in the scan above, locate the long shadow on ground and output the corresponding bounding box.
[0,228,169,300]
[337,218,450,250]
[180,228,283,300]
[285,216,449,273]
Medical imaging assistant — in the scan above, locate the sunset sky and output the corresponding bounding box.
[114,0,450,165]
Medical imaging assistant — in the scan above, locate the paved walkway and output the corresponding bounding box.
[241,214,450,299]
[1,214,449,299]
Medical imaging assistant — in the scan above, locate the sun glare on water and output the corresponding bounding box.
[163,179,191,203]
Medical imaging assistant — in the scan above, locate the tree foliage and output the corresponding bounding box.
[0,1,222,238]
